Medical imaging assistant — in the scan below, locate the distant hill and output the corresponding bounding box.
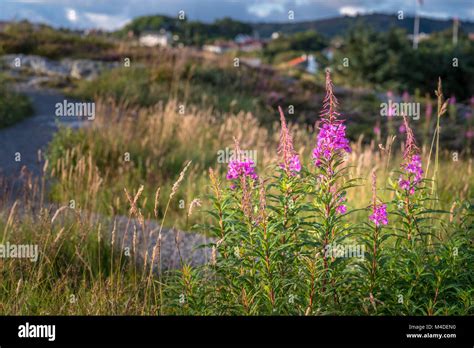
[115,15,252,45]
[118,13,474,42]
[252,13,474,38]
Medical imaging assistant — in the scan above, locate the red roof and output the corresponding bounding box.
[286,55,307,67]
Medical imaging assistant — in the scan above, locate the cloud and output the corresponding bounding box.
[247,2,286,18]
[83,12,130,30]
[65,8,78,22]
[5,0,53,3]
[339,6,368,17]
[0,0,472,30]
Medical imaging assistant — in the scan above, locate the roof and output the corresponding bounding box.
[286,55,307,67]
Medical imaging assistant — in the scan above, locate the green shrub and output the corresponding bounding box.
[0,76,33,128]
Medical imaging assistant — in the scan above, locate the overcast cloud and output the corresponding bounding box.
[1,0,473,30]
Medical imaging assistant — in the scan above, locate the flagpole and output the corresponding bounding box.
[453,17,459,46]
[413,0,420,49]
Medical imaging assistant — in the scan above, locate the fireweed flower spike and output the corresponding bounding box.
[312,70,351,167]
[312,69,350,215]
[369,172,388,226]
[277,106,301,176]
[398,117,423,195]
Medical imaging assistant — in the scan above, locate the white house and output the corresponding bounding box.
[203,41,237,54]
[139,30,172,47]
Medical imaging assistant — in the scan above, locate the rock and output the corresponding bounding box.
[1,54,70,78]
[63,59,119,81]
[1,54,118,81]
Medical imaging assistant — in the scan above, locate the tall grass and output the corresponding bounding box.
[0,72,472,315]
[45,96,473,230]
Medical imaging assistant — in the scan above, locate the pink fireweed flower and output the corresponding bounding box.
[336,204,347,214]
[226,138,258,183]
[226,159,258,180]
[369,172,388,226]
[387,104,395,117]
[425,100,433,119]
[404,154,423,183]
[398,117,423,194]
[402,90,410,102]
[288,154,301,173]
[278,106,301,176]
[386,91,395,117]
[312,70,351,167]
[369,204,388,226]
[313,122,351,166]
[333,189,347,215]
[373,125,381,136]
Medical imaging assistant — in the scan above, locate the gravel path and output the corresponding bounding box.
[93,213,213,270]
[46,207,213,271]
[0,83,85,178]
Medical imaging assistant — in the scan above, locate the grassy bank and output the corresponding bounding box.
[0,75,33,128]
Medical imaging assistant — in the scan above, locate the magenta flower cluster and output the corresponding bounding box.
[288,155,301,174]
[334,191,347,214]
[278,153,302,176]
[398,155,423,195]
[312,121,351,167]
[369,203,388,226]
[226,159,258,181]
[336,204,347,214]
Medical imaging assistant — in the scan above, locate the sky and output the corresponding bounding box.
[1,0,473,31]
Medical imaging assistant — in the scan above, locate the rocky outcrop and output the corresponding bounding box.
[1,54,118,81]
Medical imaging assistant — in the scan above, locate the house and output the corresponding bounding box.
[139,30,172,47]
[235,34,252,44]
[203,41,237,54]
[407,32,430,43]
[238,38,263,52]
[284,54,319,74]
[203,36,264,54]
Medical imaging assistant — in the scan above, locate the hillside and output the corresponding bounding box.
[117,13,474,40]
[252,13,474,38]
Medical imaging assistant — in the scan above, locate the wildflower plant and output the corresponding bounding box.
[355,171,389,314]
[166,73,473,316]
